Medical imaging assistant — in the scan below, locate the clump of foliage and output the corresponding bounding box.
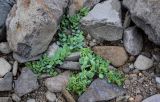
[26,7,124,96]
[26,8,89,76]
[26,45,70,76]
[67,48,124,95]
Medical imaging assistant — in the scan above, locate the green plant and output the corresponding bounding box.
[67,48,124,95]
[26,45,70,76]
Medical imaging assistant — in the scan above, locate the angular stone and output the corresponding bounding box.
[142,94,160,102]
[45,71,70,92]
[0,0,15,41]
[65,52,80,61]
[78,79,125,102]
[14,68,39,97]
[0,58,12,77]
[68,0,100,16]
[93,46,128,67]
[6,0,68,62]
[123,26,143,55]
[0,97,12,102]
[123,0,160,45]
[0,42,12,54]
[0,72,12,91]
[59,61,80,70]
[134,55,153,70]
[46,43,59,58]
[81,0,123,41]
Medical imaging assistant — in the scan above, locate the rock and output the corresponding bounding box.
[68,0,100,16]
[123,11,131,28]
[78,79,125,102]
[0,0,15,41]
[134,55,153,70]
[142,94,160,102]
[81,0,123,41]
[0,58,12,77]
[6,0,68,62]
[12,94,21,102]
[65,52,80,61]
[45,71,70,92]
[123,27,143,55]
[27,99,36,102]
[14,68,39,97]
[135,95,143,102]
[0,42,12,54]
[93,46,128,67]
[46,91,57,102]
[59,61,80,70]
[0,72,12,91]
[0,97,12,102]
[12,61,18,76]
[123,0,160,45]
[155,77,160,84]
[46,43,59,58]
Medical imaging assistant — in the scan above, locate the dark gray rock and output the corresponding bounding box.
[14,68,39,97]
[7,0,68,62]
[0,0,15,41]
[123,26,143,55]
[78,79,125,102]
[123,0,160,45]
[59,61,80,70]
[81,0,123,41]
[0,97,12,102]
[142,94,160,102]
[65,52,80,61]
[0,72,12,91]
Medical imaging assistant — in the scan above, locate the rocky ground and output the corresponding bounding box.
[0,0,160,102]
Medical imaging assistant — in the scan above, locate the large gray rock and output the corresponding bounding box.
[134,55,153,70]
[0,0,15,41]
[123,0,160,45]
[142,94,160,102]
[6,0,68,62]
[68,0,101,16]
[0,72,12,91]
[14,68,39,97]
[78,79,125,102]
[123,27,143,55]
[81,0,123,41]
[0,58,12,78]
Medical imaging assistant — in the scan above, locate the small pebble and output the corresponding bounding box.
[135,95,143,102]
[46,91,57,102]
[12,61,18,76]
[27,99,36,102]
[129,97,134,102]
[12,94,21,102]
